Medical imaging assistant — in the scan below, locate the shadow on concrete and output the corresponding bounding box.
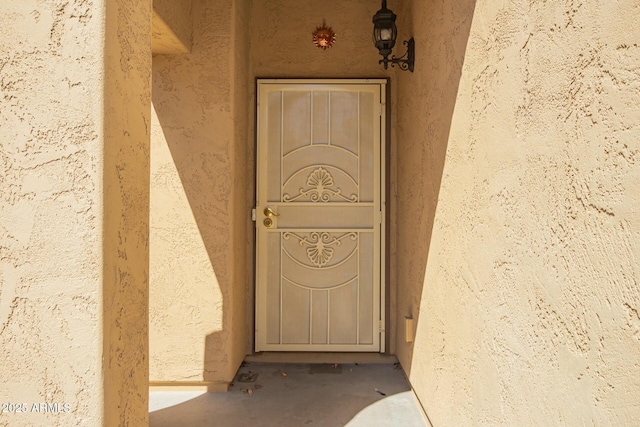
[149,363,427,427]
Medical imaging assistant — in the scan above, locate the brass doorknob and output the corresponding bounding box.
[263,207,280,217]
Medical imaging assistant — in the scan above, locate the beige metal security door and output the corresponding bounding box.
[255,79,386,352]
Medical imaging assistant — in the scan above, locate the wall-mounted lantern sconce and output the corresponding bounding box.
[372,0,415,72]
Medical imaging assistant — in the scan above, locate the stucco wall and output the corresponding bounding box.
[103,0,152,425]
[394,0,476,383]
[250,0,388,78]
[152,0,191,54]
[153,0,191,49]
[0,2,104,425]
[150,0,250,385]
[398,0,640,425]
[231,0,252,373]
[0,0,151,425]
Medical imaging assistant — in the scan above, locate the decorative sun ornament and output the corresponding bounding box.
[312,21,336,50]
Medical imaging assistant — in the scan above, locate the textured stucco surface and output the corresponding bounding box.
[153,0,192,51]
[0,2,104,425]
[152,11,189,55]
[152,0,192,54]
[250,0,389,78]
[394,0,476,383]
[150,0,250,385]
[103,0,152,425]
[0,0,151,425]
[231,0,251,377]
[397,0,640,425]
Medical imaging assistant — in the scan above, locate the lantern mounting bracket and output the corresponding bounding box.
[380,37,414,72]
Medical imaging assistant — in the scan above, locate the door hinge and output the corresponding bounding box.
[251,208,256,221]
[379,320,385,333]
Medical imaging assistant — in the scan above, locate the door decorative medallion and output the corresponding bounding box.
[255,79,386,352]
[283,167,358,203]
[283,231,357,268]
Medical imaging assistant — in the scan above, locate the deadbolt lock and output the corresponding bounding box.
[263,218,274,228]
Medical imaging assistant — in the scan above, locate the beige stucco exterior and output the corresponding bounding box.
[152,0,191,54]
[2,0,639,425]
[149,0,250,387]
[395,0,640,425]
[1,0,151,426]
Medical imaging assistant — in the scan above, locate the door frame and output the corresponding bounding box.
[253,78,389,353]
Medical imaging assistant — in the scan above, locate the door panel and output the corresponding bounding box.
[256,80,386,352]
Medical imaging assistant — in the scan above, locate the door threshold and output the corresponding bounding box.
[245,352,397,364]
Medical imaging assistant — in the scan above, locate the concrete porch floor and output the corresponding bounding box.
[150,361,429,427]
